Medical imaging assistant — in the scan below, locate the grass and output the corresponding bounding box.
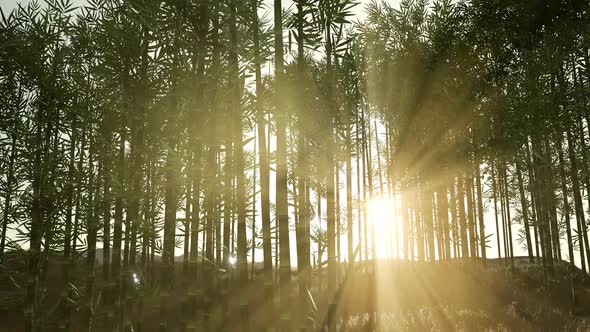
[1,253,590,331]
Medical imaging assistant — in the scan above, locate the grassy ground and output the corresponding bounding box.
[1,253,590,331]
[327,258,590,331]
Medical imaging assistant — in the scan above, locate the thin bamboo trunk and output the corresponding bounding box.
[449,178,458,259]
[475,163,486,259]
[566,128,589,273]
[457,174,468,258]
[0,132,17,262]
[501,160,514,268]
[525,142,541,258]
[112,129,124,280]
[252,0,273,284]
[274,2,292,325]
[516,157,534,261]
[491,162,502,260]
[557,134,575,268]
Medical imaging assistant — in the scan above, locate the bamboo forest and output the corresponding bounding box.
[3,0,590,331]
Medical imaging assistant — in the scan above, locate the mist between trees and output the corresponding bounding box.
[1,0,590,331]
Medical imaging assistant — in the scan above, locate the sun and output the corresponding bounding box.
[368,196,398,258]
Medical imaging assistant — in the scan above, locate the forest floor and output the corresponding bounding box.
[1,253,590,331]
[332,257,590,331]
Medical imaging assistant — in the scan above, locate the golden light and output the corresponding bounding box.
[368,196,397,258]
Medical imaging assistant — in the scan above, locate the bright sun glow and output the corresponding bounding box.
[228,255,237,266]
[368,196,398,258]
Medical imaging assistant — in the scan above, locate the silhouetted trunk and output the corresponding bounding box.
[223,142,233,269]
[218,151,224,269]
[325,12,337,331]
[385,126,398,258]
[346,121,353,265]
[25,103,44,332]
[252,133,257,281]
[501,160,514,268]
[401,187,409,260]
[557,134,575,268]
[525,142,541,258]
[251,0,273,283]
[161,33,180,328]
[355,115,363,262]
[457,174,468,258]
[85,132,98,332]
[475,163,486,259]
[294,2,311,313]
[128,128,143,268]
[366,118,376,260]
[190,144,202,268]
[203,3,221,294]
[230,0,248,287]
[188,0,208,283]
[63,116,76,272]
[415,180,425,261]
[516,157,534,261]
[0,130,17,262]
[336,160,342,270]
[361,107,369,262]
[449,178,458,259]
[184,184,191,273]
[112,90,126,281]
[228,2,249,328]
[543,136,560,263]
[491,162,501,260]
[102,135,112,281]
[572,66,590,264]
[423,181,435,261]
[466,169,477,257]
[72,129,85,257]
[274,1,291,328]
[567,128,589,273]
[437,184,450,260]
[529,139,548,271]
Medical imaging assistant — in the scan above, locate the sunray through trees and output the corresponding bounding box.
[2,0,590,331]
